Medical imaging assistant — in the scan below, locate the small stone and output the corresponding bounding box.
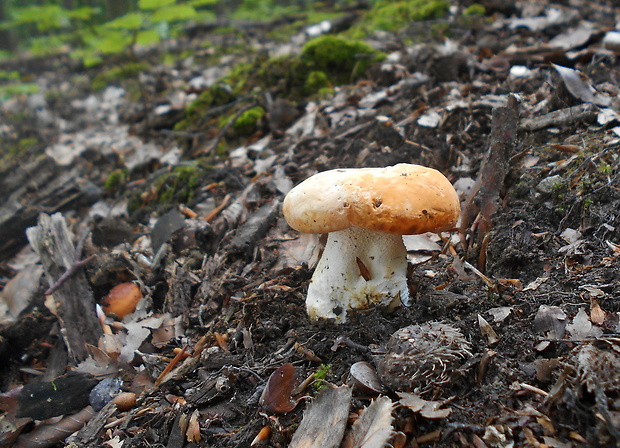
[536,175,564,194]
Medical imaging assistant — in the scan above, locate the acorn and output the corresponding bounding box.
[375,322,472,394]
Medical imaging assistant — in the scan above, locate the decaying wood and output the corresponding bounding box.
[460,94,519,256]
[163,264,199,319]
[67,402,118,448]
[0,156,101,260]
[519,103,597,131]
[228,199,281,253]
[26,213,102,363]
[289,385,352,448]
[14,406,96,448]
[16,372,98,420]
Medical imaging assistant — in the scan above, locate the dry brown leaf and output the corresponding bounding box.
[342,396,393,448]
[289,385,352,448]
[590,300,606,325]
[151,316,176,348]
[259,363,298,414]
[186,409,201,443]
[478,314,500,347]
[397,392,452,419]
[566,308,602,340]
[14,406,96,448]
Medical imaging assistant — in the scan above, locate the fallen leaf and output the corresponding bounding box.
[186,409,201,443]
[487,307,513,323]
[259,363,298,414]
[552,64,612,108]
[342,396,393,448]
[566,308,602,340]
[289,385,352,448]
[478,314,500,346]
[590,300,606,325]
[397,392,452,419]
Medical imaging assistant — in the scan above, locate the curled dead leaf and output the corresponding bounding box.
[348,361,385,395]
[478,314,500,347]
[397,392,452,419]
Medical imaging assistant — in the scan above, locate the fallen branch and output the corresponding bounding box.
[26,213,102,363]
[519,103,596,131]
[460,95,519,260]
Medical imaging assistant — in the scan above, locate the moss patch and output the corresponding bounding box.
[349,0,450,37]
[104,168,128,192]
[220,105,265,137]
[301,35,385,85]
[156,164,205,205]
[177,36,385,131]
[463,3,486,16]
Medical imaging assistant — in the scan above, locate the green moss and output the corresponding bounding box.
[304,70,330,95]
[231,105,265,136]
[177,37,384,130]
[599,162,612,175]
[0,82,39,100]
[301,35,385,83]
[104,168,128,192]
[313,364,332,392]
[231,0,296,21]
[0,70,20,81]
[176,84,236,130]
[6,137,38,156]
[156,164,205,204]
[91,62,150,91]
[463,3,486,16]
[350,0,450,37]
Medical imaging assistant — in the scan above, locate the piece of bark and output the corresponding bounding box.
[0,156,101,261]
[14,406,96,448]
[289,385,352,448]
[66,401,118,447]
[228,199,281,253]
[166,411,188,448]
[342,396,394,448]
[151,208,186,254]
[519,103,597,131]
[460,94,519,252]
[163,264,199,319]
[16,372,98,420]
[26,213,103,363]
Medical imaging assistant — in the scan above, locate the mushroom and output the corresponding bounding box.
[282,164,460,322]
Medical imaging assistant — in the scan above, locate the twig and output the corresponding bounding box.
[45,255,95,296]
[45,229,95,295]
[520,383,549,397]
[519,103,596,131]
[155,345,189,386]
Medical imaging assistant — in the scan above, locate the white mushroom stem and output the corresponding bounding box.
[306,226,409,322]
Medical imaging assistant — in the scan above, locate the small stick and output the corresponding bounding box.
[520,383,549,397]
[45,229,95,295]
[155,345,188,386]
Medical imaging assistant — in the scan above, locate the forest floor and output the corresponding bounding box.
[2,1,620,447]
